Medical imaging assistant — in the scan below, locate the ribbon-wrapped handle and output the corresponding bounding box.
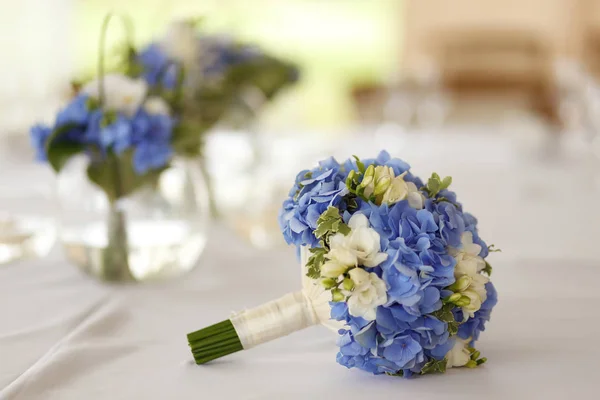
[231,291,319,349]
[188,291,320,364]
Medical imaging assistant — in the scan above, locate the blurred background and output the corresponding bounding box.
[1,0,599,262]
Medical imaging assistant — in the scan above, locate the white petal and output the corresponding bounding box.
[348,213,369,230]
[348,268,370,288]
[407,191,424,209]
[144,96,171,115]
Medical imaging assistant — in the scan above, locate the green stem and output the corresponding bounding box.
[103,203,133,281]
[187,320,243,364]
[102,154,133,282]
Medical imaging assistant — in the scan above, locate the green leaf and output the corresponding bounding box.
[431,303,461,336]
[441,176,452,190]
[353,155,365,174]
[386,370,404,377]
[420,358,447,375]
[447,321,459,336]
[305,247,327,279]
[45,123,84,173]
[483,261,493,276]
[425,172,453,198]
[86,150,164,203]
[314,207,349,240]
[431,303,454,323]
[428,179,440,195]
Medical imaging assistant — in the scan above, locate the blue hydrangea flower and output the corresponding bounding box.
[99,115,133,154]
[31,90,176,176]
[137,44,178,89]
[56,94,90,126]
[381,335,425,370]
[278,157,349,247]
[133,141,173,174]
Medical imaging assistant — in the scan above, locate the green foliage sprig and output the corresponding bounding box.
[431,303,460,336]
[305,207,350,280]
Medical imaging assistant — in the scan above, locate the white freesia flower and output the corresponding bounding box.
[446,338,472,368]
[359,165,424,208]
[450,232,486,276]
[449,232,489,319]
[346,268,387,320]
[461,289,484,319]
[362,165,393,198]
[144,96,171,115]
[327,213,388,268]
[381,172,410,205]
[82,74,147,116]
[321,247,357,278]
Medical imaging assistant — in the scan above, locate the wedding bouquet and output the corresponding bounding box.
[188,151,498,377]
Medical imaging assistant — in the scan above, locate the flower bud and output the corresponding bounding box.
[465,360,478,369]
[359,165,376,197]
[455,296,471,307]
[373,176,392,196]
[342,278,355,291]
[449,275,472,292]
[346,170,356,186]
[331,288,344,302]
[476,357,487,365]
[471,350,480,360]
[321,278,337,289]
[321,261,349,278]
[448,293,462,303]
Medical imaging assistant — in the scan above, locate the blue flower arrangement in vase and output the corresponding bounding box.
[187,152,498,377]
[30,15,211,282]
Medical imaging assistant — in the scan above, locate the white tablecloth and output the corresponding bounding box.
[2,227,600,399]
[2,131,600,399]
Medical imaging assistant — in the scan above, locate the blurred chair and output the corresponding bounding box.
[435,30,560,126]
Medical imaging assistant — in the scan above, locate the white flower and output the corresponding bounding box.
[449,232,486,277]
[82,74,147,116]
[446,338,472,368]
[321,247,357,278]
[448,232,489,319]
[461,289,484,319]
[346,268,387,320]
[160,20,200,67]
[381,173,410,205]
[144,96,171,115]
[328,213,388,268]
[406,181,425,209]
[358,165,424,208]
[361,165,393,198]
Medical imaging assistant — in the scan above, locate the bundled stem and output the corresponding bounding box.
[188,320,243,364]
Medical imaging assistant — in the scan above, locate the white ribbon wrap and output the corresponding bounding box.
[230,247,344,349]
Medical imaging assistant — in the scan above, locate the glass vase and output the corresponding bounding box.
[56,155,210,282]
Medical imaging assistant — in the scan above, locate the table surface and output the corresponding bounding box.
[2,131,600,399]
